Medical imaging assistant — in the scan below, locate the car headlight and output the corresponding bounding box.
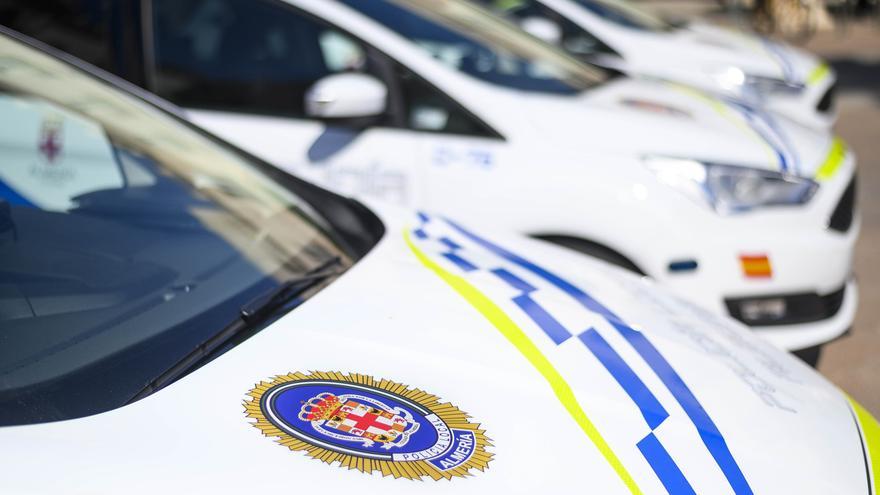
[710,67,803,99]
[644,156,819,214]
[743,74,804,96]
[711,67,747,92]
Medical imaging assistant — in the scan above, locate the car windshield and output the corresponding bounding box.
[570,0,673,32]
[338,0,607,95]
[0,34,375,425]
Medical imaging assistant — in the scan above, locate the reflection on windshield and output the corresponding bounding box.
[339,0,607,94]
[571,0,672,32]
[0,36,358,425]
[472,0,618,59]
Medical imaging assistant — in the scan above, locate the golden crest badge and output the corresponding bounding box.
[244,371,492,480]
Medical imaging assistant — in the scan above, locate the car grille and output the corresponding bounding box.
[829,176,857,233]
[817,82,836,113]
[725,285,846,327]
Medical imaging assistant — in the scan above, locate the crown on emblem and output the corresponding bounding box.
[298,393,341,421]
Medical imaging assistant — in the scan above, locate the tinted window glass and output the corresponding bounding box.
[150,0,369,118]
[396,65,496,137]
[571,0,672,31]
[473,0,617,57]
[0,34,376,425]
[339,0,606,95]
[0,0,127,74]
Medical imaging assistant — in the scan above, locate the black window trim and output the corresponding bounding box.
[114,0,150,87]
[140,0,159,92]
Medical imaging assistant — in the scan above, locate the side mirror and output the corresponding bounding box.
[520,17,563,45]
[305,73,388,120]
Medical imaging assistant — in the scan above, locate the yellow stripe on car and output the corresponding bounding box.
[848,396,880,494]
[808,63,830,86]
[816,137,848,182]
[405,230,644,495]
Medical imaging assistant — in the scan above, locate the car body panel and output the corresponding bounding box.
[0,27,875,494]
[0,204,872,494]
[165,0,857,352]
[522,0,837,129]
[0,0,856,351]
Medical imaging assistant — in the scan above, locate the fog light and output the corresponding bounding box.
[739,298,787,322]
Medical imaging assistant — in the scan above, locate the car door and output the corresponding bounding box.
[389,67,517,219]
[144,0,424,206]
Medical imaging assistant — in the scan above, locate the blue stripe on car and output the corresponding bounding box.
[638,433,698,495]
[512,294,573,345]
[578,328,668,430]
[0,179,36,207]
[726,99,800,174]
[762,40,796,82]
[442,215,754,495]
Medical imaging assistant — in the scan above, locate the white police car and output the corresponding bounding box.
[2,0,857,364]
[1,28,878,495]
[474,0,838,130]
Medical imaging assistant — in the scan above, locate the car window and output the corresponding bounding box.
[395,64,499,137]
[150,0,497,137]
[472,0,618,57]
[0,33,379,426]
[0,0,139,76]
[338,0,607,95]
[149,0,370,118]
[570,0,673,32]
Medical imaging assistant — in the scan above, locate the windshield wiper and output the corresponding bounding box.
[240,256,344,322]
[127,257,344,403]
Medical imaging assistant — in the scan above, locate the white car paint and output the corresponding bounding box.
[484,0,838,130]
[175,0,857,353]
[2,202,877,494]
[2,27,877,495]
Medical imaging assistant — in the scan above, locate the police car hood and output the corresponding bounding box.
[519,76,833,177]
[0,205,870,494]
[674,20,822,84]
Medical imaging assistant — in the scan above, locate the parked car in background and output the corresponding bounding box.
[0,0,859,366]
[473,0,839,130]
[0,27,878,495]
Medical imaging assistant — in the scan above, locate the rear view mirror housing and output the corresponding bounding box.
[520,17,563,45]
[305,73,389,122]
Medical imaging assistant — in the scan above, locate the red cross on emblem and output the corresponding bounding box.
[346,410,392,433]
[38,119,63,164]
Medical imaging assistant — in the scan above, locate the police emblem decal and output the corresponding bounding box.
[244,371,492,480]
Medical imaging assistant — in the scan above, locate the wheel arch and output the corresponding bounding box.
[531,234,648,276]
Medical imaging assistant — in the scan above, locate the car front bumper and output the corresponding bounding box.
[647,152,858,352]
[748,277,857,351]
